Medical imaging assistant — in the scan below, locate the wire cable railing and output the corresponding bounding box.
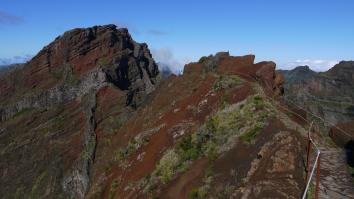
[231,70,353,199]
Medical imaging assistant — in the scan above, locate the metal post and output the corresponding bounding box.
[302,151,320,199]
[315,153,321,199]
[306,138,312,181]
[306,122,314,181]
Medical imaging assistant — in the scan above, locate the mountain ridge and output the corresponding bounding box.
[1,24,352,199]
[279,61,354,125]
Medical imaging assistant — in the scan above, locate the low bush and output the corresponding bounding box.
[108,179,119,199]
[154,149,180,184]
[142,94,275,193]
[111,134,149,163]
[213,75,243,91]
[240,122,263,144]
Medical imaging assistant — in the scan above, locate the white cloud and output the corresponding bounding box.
[151,48,185,74]
[0,54,32,66]
[281,59,339,71]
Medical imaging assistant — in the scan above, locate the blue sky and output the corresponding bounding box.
[0,0,353,71]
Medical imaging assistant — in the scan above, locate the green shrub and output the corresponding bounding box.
[188,167,213,199]
[189,187,208,199]
[218,95,229,110]
[202,141,217,161]
[213,75,242,91]
[108,179,119,199]
[66,75,80,86]
[12,108,33,118]
[154,149,180,184]
[14,187,25,199]
[348,165,354,179]
[30,171,47,199]
[240,123,263,144]
[112,134,149,163]
[98,58,111,68]
[307,183,315,199]
[82,136,96,161]
[142,93,275,192]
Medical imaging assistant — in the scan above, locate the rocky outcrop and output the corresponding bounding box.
[0,24,159,122]
[237,131,305,199]
[185,52,284,96]
[0,68,106,122]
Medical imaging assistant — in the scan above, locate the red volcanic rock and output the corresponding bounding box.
[255,61,276,82]
[24,24,158,89]
[217,54,256,74]
[183,62,203,74]
[274,72,285,86]
[274,73,285,95]
[183,52,283,96]
[0,24,159,97]
[0,24,159,115]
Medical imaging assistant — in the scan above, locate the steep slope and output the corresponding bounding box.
[0,24,159,199]
[86,52,307,199]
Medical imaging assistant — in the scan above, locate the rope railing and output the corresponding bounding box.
[237,71,353,140]
[303,122,321,199]
[231,71,353,199]
[283,95,354,140]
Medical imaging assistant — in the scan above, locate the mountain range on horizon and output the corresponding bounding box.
[0,24,354,199]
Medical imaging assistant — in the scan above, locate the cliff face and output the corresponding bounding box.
[0,25,159,199]
[277,65,316,90]
[279,62,354,125]
[0,25,159,122]
[1,26,309,199]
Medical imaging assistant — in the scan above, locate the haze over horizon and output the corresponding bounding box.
[1,0,353,72]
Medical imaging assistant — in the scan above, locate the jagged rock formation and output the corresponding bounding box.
[0,24,159,199]
[1,26,321,199]
[0,25,159,122]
